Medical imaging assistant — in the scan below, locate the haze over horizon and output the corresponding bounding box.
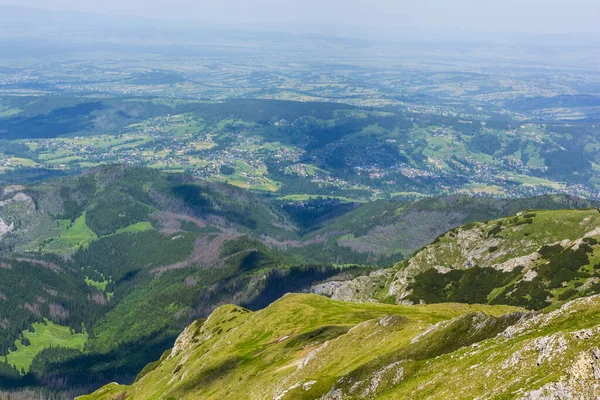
[0,0,599,41]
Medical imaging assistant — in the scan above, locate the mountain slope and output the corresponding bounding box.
[80,293,600,399]
[322,208,600,310]
[0,166,349,391]
[78,294,522,400]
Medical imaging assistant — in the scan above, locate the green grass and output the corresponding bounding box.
[82,293,600,400]
[79,293,523,400]
[115,221,153,234]
[1,320,87,373]
[402,209,600,309]
[60,213,97,246]
[7,157,37,167]
[49,218,152,253]
[37,148,72,161]
[48,213,98,252]
[169,114,205,137]
[411,209,600,271]
[460,183,505,195]
[0,107,22,117]
[44,156,86,165]
[85,275,114,301]
[85,276,109,292]
[505,172,564,189]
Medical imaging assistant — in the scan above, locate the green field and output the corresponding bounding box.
[115,221,153,234]
[46,217,152,253]
[85,273,114,301]
[505,173,565,189]
[85,276,109,292]
[50,212,98,251]
[0,320,87,373]
[44,155,86,165]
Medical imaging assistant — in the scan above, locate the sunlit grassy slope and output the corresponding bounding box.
[80,294,526,399]
[82,292,600,399]
[1,320,87,373]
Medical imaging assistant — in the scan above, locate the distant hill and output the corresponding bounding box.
[0,96,599,200]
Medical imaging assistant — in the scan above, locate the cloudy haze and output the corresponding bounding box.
[0,0,598,38]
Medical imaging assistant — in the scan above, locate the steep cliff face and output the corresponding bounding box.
[80,293,600,399]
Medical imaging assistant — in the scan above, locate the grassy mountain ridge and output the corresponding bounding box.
[80,293,600,399]
[397,208,600,309]
[77,205,600,399]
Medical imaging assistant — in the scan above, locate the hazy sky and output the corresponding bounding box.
[0,0,598,36]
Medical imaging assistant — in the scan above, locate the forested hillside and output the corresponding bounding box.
[0,166,351,394]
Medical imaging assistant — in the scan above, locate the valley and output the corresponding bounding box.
[0,96,599,202]
[77,202,600,400]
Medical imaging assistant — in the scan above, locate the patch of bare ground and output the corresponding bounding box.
[184,276,197,287]
[49,303,70,321]
[151,211,207,234]
[23,302,41,316]
[14,258,60,273]
[43,287,58,297]
[89,293,107,305]
[150,232,242,276]
[271,220,296,232]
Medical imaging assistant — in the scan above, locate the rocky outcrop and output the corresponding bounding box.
[309,269,394,303]
[0,190,35,212]
[309,281,346,297]
[384,210,600,305]
[0,218,14,238]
